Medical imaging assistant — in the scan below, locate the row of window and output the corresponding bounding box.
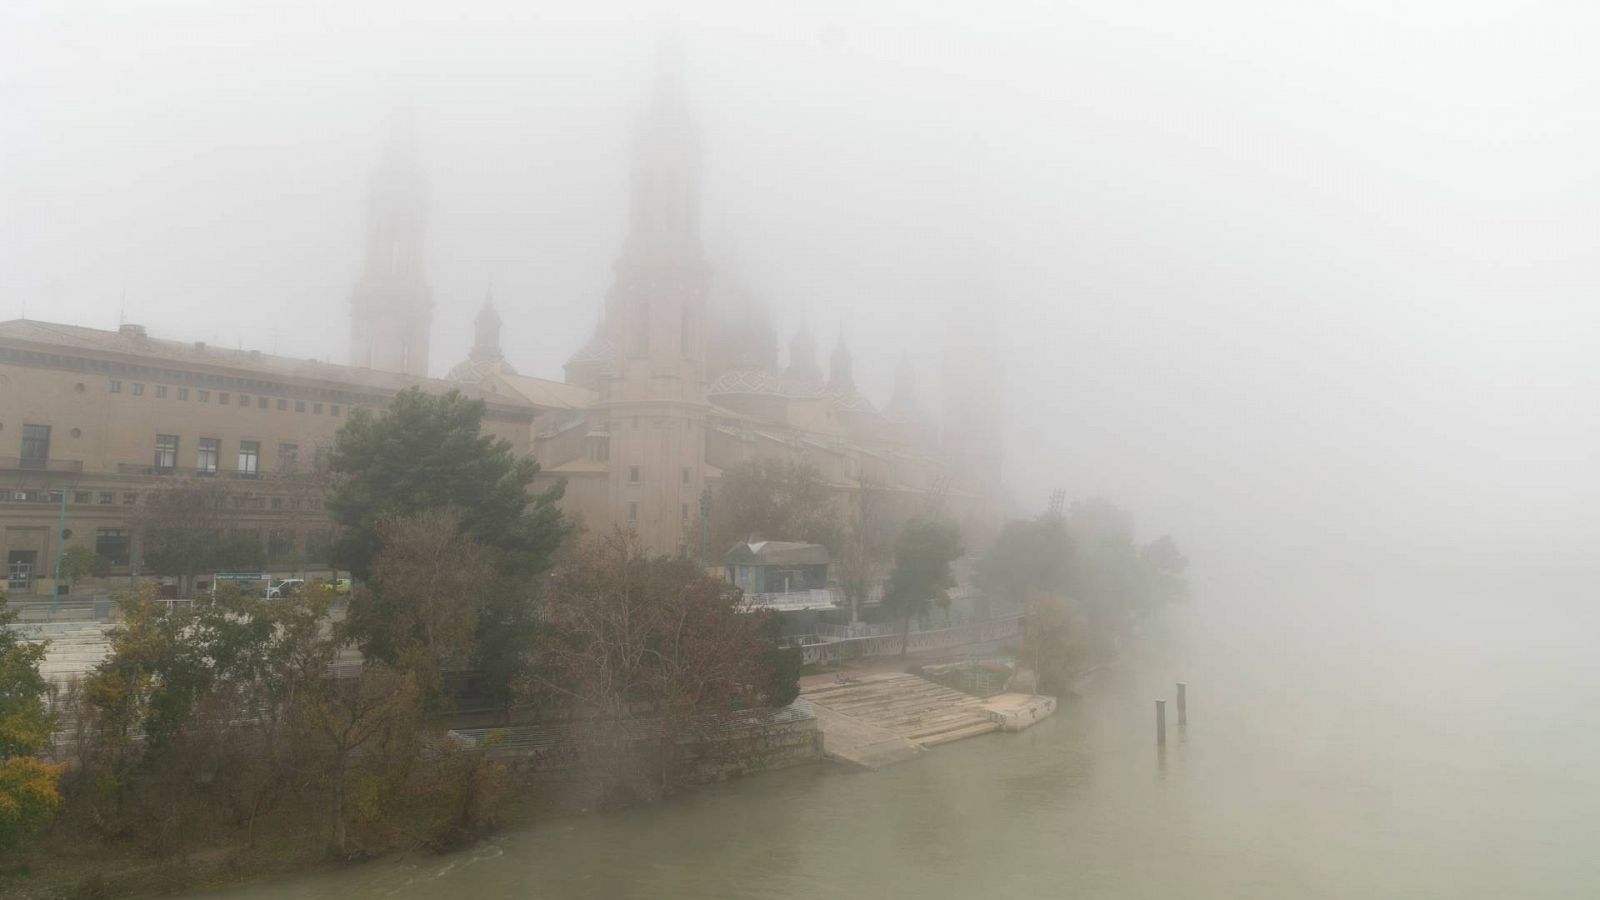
[623,465,696,485]
[85,527,332,569]
[109,379,342,417]
[150,434,320,475]
[0,489,321,512]
[0,345,372,407]
[622,501,697,524]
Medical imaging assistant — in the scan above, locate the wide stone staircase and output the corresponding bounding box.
[801,673,1002,767]
[19,620,115,687]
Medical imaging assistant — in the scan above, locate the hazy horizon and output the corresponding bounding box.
[5,0,1597,576]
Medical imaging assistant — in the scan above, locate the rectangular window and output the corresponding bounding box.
[132,383,144,396]
[238,441,259,475]
[277,398,287,410]
[177,387,189,400]
[122,492,137,505]
[279,442,298,473]
[628,501,639,523]
[74,492,90,504]
[681,503,689,522]
[218,392,230,404]
[271,497,283,510]
[313,446,330,472]
[250,496,266,510]
[155,385,167,399]
[239,394,249,407]
[313,402,323,414]
[20,424,50,468]
[197,437,219,474]
[110,380,122,393]
[98,492,113,505]
[198,389,210,402]
[629,465,641,484]
[681,466,691,485]
[258,396,268,409]
[295,400,305,412]
[330,404,341,416]
[154,434,178,470]
[96,528,129,567]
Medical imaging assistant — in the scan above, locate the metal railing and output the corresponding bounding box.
[744,588,843,611]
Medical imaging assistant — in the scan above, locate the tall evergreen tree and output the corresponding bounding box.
[328,388,568,702]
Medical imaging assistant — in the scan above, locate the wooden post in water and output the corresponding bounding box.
[1177,682,1187,725]
[1155,698,1167,745]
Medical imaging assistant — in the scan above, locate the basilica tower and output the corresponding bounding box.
[349,112,432,376]
[593,37,711,554]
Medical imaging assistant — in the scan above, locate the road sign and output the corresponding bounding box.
[214,572,266,582]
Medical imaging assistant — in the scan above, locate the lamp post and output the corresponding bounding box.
[50,488,67,612]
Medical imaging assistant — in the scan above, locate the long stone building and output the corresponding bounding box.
[0,46,1002,594]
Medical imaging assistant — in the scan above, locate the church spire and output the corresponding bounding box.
[785,315,821,383]
[827,324,855,391]
[349,107,432,376]
[470,291,503,363]
[619,30,702,268]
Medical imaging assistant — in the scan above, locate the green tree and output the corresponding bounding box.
[293,662,422,857]
[0,591,62,848]
[138,479,266,595]
[974,515,1071,608]
[882,518,963,654]
[346,509,499,697]
[328,388,567,580]
[527,530,795,806]
[57,545,111,589]
[708,458,840,554]
[0,594,52,760]
[328,388,568,704]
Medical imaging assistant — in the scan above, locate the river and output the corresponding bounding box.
[197,566,1600,899]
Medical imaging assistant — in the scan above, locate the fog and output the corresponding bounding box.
[4,0,1597,581]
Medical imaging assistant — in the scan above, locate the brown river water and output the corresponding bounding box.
[193,566,1600,899]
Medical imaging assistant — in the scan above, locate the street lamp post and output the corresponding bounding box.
[50,488,67,612]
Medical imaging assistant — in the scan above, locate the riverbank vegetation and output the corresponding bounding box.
[0,390,807,899]
[1,389,1183,898]
[978,499,1188,694]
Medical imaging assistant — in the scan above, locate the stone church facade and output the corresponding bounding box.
[0,47,1001,591]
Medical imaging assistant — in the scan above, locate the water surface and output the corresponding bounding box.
[202,570,1600,899]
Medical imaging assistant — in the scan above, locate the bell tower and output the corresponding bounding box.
[597,35,711,554]
[349,110,432,376]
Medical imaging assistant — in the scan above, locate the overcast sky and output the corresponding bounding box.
[3,0,1597,575]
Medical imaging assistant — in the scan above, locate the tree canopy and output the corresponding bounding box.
[882,518,963,648]
[328,388,569,704]
[138,479,266,592]
[0,592,62,848]
[328,388,567,581]
[708,458,840,553]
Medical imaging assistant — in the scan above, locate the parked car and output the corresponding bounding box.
[266,578,305,599]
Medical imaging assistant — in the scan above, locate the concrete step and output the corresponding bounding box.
[914,720,1001,746]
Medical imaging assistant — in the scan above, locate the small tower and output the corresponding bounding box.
[349,110,432,376]
[784,318,822,385]
[471,294,506,365]
[447,291,518,384]
[827,327,854,393]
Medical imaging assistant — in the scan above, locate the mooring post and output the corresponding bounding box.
[1177,682,1187,725]
[1155,698,1167,745]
